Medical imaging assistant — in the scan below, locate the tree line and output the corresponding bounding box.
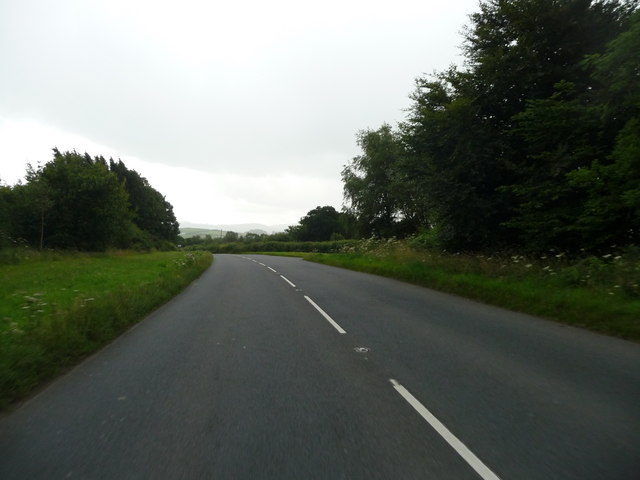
[342,0,639,252]
[0,149,179,251]
[183,205,357,247]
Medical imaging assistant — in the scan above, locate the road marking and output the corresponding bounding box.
[280,275,296,288]
[389,379,501,480]
[268,267,277,273]
[304,296,347,334]
[258,262,266,266]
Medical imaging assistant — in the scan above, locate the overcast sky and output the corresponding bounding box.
[1,0,478,227]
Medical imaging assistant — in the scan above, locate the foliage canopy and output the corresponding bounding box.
[1,149,179,251]
[342,0,639,252]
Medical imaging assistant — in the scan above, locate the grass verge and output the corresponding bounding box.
[0,250,212,410]
[277,243,639,342]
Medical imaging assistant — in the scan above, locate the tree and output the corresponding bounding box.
[463,0,632,126]
[568,118,640,247]
[26,149,134,250]
[0,182,18,248]
[398,0,637,251]
[223,231,239,242]
[1,149,183,251]
[286,206,350,241]
[293,206,343,241]
[501,7,640,250]
[588,4,640,103]
[243,232,265,242]
[565,11,640,247]
[502,81,606,249]
[24,165,54,250]
[342,125,414,237]
[337,210,360,240]
[109,159,180,244]
[403,68,512,249]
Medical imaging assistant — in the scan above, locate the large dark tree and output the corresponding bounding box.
[402,69,508,248]
[2,149,182,251]
[399,0,637,251]
[501,6,639,250]
[24,149,133,250]
[109,159,180,244]
[463,0,632,123]
[290,206,343,241]
[0,183,19,248]
[565,9,640,247]
[501,81,606,249]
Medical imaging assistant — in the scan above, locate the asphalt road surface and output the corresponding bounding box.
[1,254,639,479]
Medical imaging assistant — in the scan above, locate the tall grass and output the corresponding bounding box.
[300,238,640,341]
[0,249,212,409]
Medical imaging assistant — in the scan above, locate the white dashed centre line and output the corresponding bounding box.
[243,253,496,478]
[304,296,347,335]
[389,379,501,480]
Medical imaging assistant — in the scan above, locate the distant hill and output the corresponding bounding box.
[179,228,225,239]
[179,222,289,238]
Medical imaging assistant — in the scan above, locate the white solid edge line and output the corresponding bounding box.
[280,275,296,288]
[389,379,501,480]
[304,296,347,335]
[268,267,277,273]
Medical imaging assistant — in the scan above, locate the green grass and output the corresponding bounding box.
[0,249,212,409]
[278,240,640,342]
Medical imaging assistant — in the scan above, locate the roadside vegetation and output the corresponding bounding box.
[0,249,212,410]
[292,238,639,342]
[183,227,640,341]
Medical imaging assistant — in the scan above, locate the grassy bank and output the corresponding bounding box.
[0,249,212,409]
[280,239,640,341]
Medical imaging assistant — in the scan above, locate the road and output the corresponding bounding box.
[1,254,639,479]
